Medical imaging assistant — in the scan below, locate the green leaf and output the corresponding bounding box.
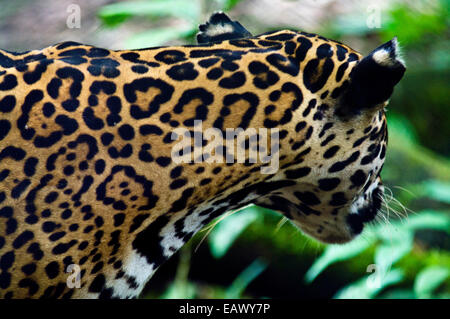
[225,258,268,298]
[414,265,449,298]
[100,13,131,28]
[125,27,195,49]
[304,232,376,283]
[387,114,419,145]
[216,0,243,10]
[325,12,375,37]
[224,0,242,10]
[379,289,416,299]
[420,180,450,204]
[208,207,260,259]
[98,0,201,25]
[334,268,404,299]
[305,211,449,284]
[160,280,196,299]
[402,210,450,233]
[374,228,414,273]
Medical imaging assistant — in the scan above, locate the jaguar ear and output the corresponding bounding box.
[197,12,252,44]
[338,38,406,116]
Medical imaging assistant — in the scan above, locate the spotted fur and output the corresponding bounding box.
[0,13,405,299]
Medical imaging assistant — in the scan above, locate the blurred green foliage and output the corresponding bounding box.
[97,0,449,299]
[98,0,241,48]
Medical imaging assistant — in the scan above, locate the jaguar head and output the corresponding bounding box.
[256,37,405,244]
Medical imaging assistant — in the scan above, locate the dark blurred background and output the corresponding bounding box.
[1,0,448,299]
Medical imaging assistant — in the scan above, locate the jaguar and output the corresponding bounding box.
[0,12,405,298]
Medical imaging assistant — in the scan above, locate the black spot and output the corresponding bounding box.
[52,240,78,254]
[198,58,219,68]
[0,272,11,289]
[155,50,186,64]
[0,250,14,271]
[89,274,106,293]
[316,43,333,59]
[173,88,214,126]
[0,95,15,113]
[330,192,348,206]
[218,71,246,89]
[295,121,306,132]
[18,278,39,296]
[17,89,44,140]
[336,62,349,82]
[11,179,31,199]
[350,170,366,188]
[319,122,333,138]
[0,74,18,91]
[131,65,148,74]
[139,144,153,163]
[266,54,299,76]
[318,178,340,191]
[140,125,163,136]
[0,146,26,164]
[59,48,87,56]
[320,134,336,147]
[170,179,187,190]
[305,127,314,140]
[106,96,122,126]
[336,45,348,61]
[124,77,174,120]
[90,80,116,95]
[118,124,135,141]
[68,134,99,160]
[72,176,94,202]
[207,68,223,80]
[214,92,259,133]
[87,47,110,58]
[13,230,34,249]
[303,58,334,93]
[95,159,106,175]
[229,39,258,48]
[248,61,279,89]
[329,151,360,173]
[88,58,120,78]
[44,191,59,203]
[294,191,321,206]
[285,167,311,179]
[55,115,79,135]
[166,62,198,81]
[101,133,114,146]
[0,120,11,141]
[200,178,212,185]
[27,242,44,260]
[0,169,9,182]
[170,187,194,213]
[83,108,104,130]
[302,99,317,117]
[24,59,54,84]
[113,213,125,227]
[323,145,340,158]
[45,261,60,279]
[21,263,36,275]
[221,60,239,71]
[156,156,171,167]
[170,166,183,179]
[129,214,150,233]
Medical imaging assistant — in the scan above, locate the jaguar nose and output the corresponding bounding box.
[346,185,384,236]
[346,213,365,236]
